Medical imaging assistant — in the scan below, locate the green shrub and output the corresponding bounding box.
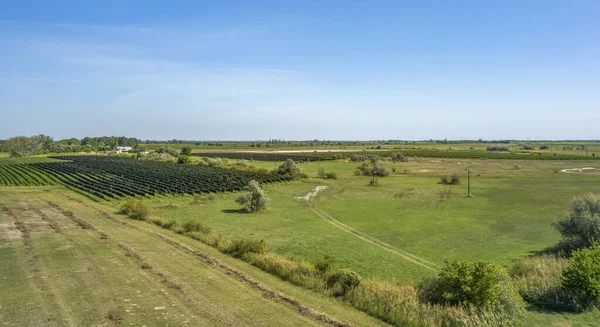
[419,260,525,316]
[177,155,191,164]
[326,269,362,296]
[440,173,461,185]
[391,152,408,163]
[554,193,600,251]
[235,180,269,212]
[562,242,600,310]
[180,146,192,156]
[181,220,211,234]
[119,199,150,220]
[224,238,267,258]
[274,159,302,179]
[325,172,337,180]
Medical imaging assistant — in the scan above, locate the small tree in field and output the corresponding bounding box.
[391,152,408,163]
[275,159,302,179]
[180,146,192,156]
[236,180,269,212]
[554,193,600,251]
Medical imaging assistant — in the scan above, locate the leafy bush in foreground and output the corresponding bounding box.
[419,260,525,316]
[562,242,600,310]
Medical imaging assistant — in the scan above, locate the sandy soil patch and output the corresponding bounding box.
[296,186,328,201]
[0,222,22,240]
[416,169,432,173]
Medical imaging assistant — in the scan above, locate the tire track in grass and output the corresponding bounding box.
[59,193,352,327]
[0,200,70,327]
[307,183,440,271]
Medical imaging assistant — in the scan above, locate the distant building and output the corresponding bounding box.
[116,146,133,154]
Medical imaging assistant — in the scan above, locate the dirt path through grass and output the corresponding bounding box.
[308,183,440,271]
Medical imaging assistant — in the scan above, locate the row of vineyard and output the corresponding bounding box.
[0,156,291,200]
[195,149,600,162]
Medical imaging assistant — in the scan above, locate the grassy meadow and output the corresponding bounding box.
[2,151,600,326]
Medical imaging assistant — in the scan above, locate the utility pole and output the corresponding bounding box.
[467,168,471,197]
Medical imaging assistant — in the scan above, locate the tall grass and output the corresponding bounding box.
[509,255,578,311]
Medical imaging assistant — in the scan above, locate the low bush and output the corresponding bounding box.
[440,173,461,185]
[274,159,302,179]
[177,155,192,164]
[181,220,211,234]
[562,242,600,311]
[326,269,362,296]
[224,238,267,258]
[486,146,509,151]
[391,152,408,163]
[419,260,525,316]
[119,199,150,220]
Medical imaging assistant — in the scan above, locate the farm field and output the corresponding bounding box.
[1,155,600,326]
[146,141,600,158]
[0,186,388,327]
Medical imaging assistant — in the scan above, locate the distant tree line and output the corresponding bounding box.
[1,135,141,157]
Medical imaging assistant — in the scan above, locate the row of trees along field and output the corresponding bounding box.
[0,135,140,156]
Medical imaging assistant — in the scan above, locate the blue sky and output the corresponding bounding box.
[0,1,598,140]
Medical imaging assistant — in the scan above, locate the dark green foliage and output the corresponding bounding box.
[225,239,267,258]
[486,146,510,151]
[562,242,600,310]
[440,173,461,185]
[5,135,54,157]
[554,193,600,251]
[177,155,191,164]
[119,199,150,220]
[326,269,362,296]
[18,155,290,199]
[391,152,408,163]
[419,260,525,315]
[325,172,337,180]
[274,159,302,179]
[180,146,192,156]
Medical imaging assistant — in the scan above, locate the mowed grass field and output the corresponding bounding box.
[0,187,389,327]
